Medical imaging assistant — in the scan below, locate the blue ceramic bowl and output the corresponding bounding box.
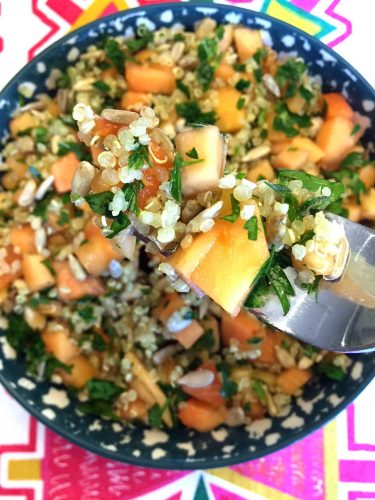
[0,3,374,469]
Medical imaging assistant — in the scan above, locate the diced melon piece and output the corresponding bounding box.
[47,100,60,117]
[215,87,245,133]
[247,400,266,420]
[9,112,39,137]
[0,245,22,290]
[359,165,375,189]
[153,292,184,324]
[42,326,80,363]
[122,398,148,421]
[54,261,105,301]
[9,225,36,254]
[125,62,176,95]
[121,91,151,110]
[169,204,269,316]
[218,24,234,53]
[215,63,235,82]
[322,93,353,120]
[174,320,204,349]
[178,399,226,432]
[75,233,122,276]
[60,355,97,389]
[2,158,28,189]
[344,200,361,222]
[290,137,324,163]
[316,117,357,170]
[221,310,263,347]
[100,67,118,79]
[135,49,153,63]
[22,254,55,292]
[286,94,306,114]
[51,152,80,193]
[181,361,225,408]
[277,367,311,395]
[247,159,275,182]
[83,220,102,239]
[175,125,225,197]
[272,148,310,170]
[361,188,375,220]
[234,27,263,62]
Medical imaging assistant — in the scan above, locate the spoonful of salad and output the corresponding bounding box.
[70,104,375,353]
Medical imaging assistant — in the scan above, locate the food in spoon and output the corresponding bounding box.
[0,18,372,432]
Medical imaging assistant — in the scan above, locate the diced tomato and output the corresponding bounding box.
[94,118,122,138]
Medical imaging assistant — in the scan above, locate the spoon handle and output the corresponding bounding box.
[251,215,375,353]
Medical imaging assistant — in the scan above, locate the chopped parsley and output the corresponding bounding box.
[301,275,321,301]
[217,362,237,398]
[170,152,202,204]
[176,101,217,125]
[34,127,49,145]
[29,165,41,179]
[85,190,114,216]
[128,144,152,170]
[41,258,56,276]
[275,59,307,98]
[192,329,216,351]
[273,102,312,138]
[176,79,190,99]
[253,380,266,404]
[268,264,295,314]
[125,24,153,54]
[57,210,69,227]
[351,124,361,136]
[57,141,90,161]
[29,291,52,309]
[56,72,71,89]
[80,379,123,418]
[244,215,258,240]
[186,147,199,159]
[316,361,346,381]
[77,305,95,323]
[196,26,224,90]
[237,97,246,110]
[221,194,240,223]
[235,79,251,92]
[247,336,263,345]
[299,86,314,103]
[233,62,246,72]
[107,213,131,239]
[104,38,126,73]
[148,399,170,428]
[93,80,111,93]
[340,152,368,168]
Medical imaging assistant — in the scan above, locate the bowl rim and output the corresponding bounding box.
[0,1,374,470]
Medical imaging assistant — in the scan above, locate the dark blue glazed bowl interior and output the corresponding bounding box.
[0,3,374,469]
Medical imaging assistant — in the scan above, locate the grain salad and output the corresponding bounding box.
[0,19,373,432]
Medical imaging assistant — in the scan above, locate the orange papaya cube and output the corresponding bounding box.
[135,49,153,64]
[125,61,176,95]
[121,91,151,110]
[247,159,275,183]
[322,93,353,120]
[277,367,312,395]
[2,158,28,189]
[54,261,105,301]
[221,310,263,347]
[247,400,266,420]
[257,329,284,364]
[181,361,225,408]
[178,399,226,432]
[316,117,357,170]
[174,320,205,349]
[361,188,375,220]
[290,137,324,163]
[9,112,39,137]
[0,245,22,290]
[42,326,80,363]
[189,206,269,316]
[74,233,121,277]
[9,224,36,254]
[90,144,102,166]
[51,152,80,193]
[272,148,310,170]
[359,165,375,189]
[234,27,263,62]
[22,254,55,292]
[152,292,184,324]
[215,87,245,134]
[286,93,306,114]
[175,125,225,197]
[215,63,236,82]
[47,100,60,117]
[60,355,97,389]
[84,220,103,239]
[100,67,118,79]
[122,398,148,421]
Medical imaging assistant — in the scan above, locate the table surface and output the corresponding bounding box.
[0,1,374,499]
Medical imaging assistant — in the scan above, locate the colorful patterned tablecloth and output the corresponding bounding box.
[0,1,375,499]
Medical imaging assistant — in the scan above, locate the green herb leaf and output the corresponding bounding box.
[126,24,153,54]
[93,80,111,93]
[41,259,56,276]
[275,59,307,98]
[244,215,258,240]
[170,153,202,204]
[217,362,237,398]
[57,210,69,227]
[273,102,312,138]
[57,141,90,161]
[128,144,152,170]
[299,86,314,103]
[29,165,41,179]
[303,344,319,358]
[247,336,263,345]
[221,194,240,223]
[340,152,368,168]
[29,291,52,309]
[192,329,215,351]
[186,147,199,159]
[85,191,114,215]
[34,127,49,145]
[278,169,345,203]
[301,275,321,302]
[122,179,141,215]
[173,33,185,42]
[268,263,295,315]
[148,399,170,428]
[265,182,291,194]
[351,123,361,136]
[56,72,71,89]
[176,79,190,99]
[107,213,131,239]
[86,379,123,402]
[235,79,251,92]
[104,38,125,73]
[253,380,266,404]
[237,97,246,110]
[176,101,217,125]
[317,361,345,381]
[77,305,95,323]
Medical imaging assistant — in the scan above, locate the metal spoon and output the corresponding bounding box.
[251,214,375,353]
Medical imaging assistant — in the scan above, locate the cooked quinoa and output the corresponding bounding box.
[0,18,373,432]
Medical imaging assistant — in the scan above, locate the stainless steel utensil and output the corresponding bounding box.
[252,215,375,353]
